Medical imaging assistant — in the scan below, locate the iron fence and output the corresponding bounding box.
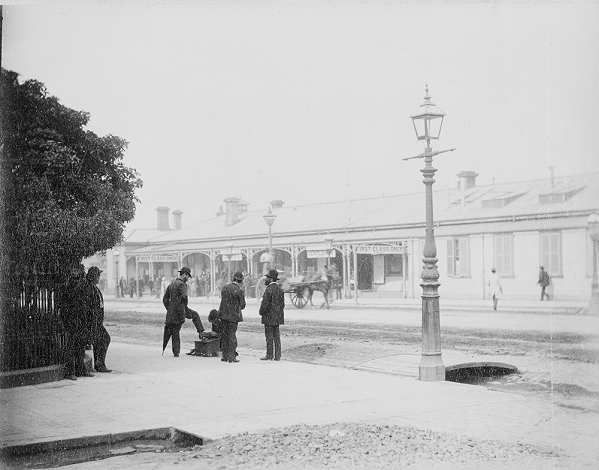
[1,274,67,372]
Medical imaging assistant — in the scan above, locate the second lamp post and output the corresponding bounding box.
[263,207,277,271]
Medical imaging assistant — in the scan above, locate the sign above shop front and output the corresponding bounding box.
[136,254,179,263]
[307,249,336,259]
[220,248,243,261]
[355,244,404,255]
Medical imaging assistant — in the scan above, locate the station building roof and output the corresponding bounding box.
[125,171,599,249]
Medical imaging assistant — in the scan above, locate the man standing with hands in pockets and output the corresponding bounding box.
[259,268,285,361]
[218,271,246,363]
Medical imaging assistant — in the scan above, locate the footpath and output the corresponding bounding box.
[109,293,586,315]
[1,341,598,468]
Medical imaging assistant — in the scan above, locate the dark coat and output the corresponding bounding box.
[218,281,246,323]
[163,277,188,324]
[538,270,550,287]
[59,276,86,333]
[80,279,104,340]
[259,281,285,325]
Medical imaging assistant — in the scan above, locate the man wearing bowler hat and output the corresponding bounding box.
[81,266,112,373]
[218,271,246,362]
[259,268,285,361]
[162,266,205,357]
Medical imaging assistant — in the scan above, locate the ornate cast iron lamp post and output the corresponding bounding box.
[587,213,599,314]
[263,207,277,270]
[404,85,455,381]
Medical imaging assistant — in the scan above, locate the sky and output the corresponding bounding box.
[3,0,599,229]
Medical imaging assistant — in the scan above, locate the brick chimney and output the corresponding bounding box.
[172,210,183,230]
[457,171,478,190]
[224,197,242,226]
[156,206,170,231]
[270,199,284,209]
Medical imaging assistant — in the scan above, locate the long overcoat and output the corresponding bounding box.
[79,279,104,340]
[218,282,246,323]
[163,277,188,325]
[59,276,86,334]
[259,281,285,326]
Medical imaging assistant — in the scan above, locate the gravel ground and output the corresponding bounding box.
[63,423,562,470]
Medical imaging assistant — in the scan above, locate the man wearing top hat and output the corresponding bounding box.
[259,268,285,361]
[218,271,246,363]
[162,266,205,357]
[81,266,112,373]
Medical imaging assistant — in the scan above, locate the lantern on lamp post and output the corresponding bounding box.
[587,213,599,314]
[403,85,455,381]
[263,207,277,270]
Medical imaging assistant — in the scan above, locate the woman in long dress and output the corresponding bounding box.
[488,268,503,311]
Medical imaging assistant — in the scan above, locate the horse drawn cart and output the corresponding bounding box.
[283,279,331,309]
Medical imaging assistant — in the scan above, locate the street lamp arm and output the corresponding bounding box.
[401,148,456,161]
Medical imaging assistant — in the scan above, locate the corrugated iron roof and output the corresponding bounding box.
[125,171,599,246]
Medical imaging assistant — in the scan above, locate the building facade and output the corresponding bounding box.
[93,171,599,301]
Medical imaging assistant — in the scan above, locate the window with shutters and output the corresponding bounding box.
[447,237,471,277]
[493,233,514,277]
[540,231,562,277]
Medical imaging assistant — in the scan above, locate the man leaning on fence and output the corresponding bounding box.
[60,264,91,380]
[81,266,112,373]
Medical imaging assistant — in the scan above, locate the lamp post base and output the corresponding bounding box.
[419,354,445,381]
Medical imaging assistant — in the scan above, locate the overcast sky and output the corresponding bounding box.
[4,0,599,229]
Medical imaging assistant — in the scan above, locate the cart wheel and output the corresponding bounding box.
[291,292,307,309]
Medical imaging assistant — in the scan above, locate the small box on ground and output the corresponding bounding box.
[193,338,220,357]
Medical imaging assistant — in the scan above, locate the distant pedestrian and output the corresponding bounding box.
[82,266,112,373]
[488,268,503,311]
[259,269,285,361]
[538,266,551,301]
[119,277,127,298]
[162,267,205,357]
[218,271,246,363]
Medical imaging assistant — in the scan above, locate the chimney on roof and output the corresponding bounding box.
[172,210,183,230]
[457,171,478,191]
[156,206,170,231]
[270,199,284,209]
[224,197,242,226]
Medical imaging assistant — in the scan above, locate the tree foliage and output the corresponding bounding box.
[0,69,142,281]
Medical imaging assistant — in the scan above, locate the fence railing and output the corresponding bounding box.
[1,276,67,372]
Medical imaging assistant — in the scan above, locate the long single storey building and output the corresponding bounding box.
[95,170,598,301]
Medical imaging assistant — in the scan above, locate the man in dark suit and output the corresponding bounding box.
[162,266,204,357]
[218,271,246,363]
[60,263,91,379]
[259,269,285,361]
[81,266,111,373]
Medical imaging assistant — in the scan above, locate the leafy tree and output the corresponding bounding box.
[0,68,142,292]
